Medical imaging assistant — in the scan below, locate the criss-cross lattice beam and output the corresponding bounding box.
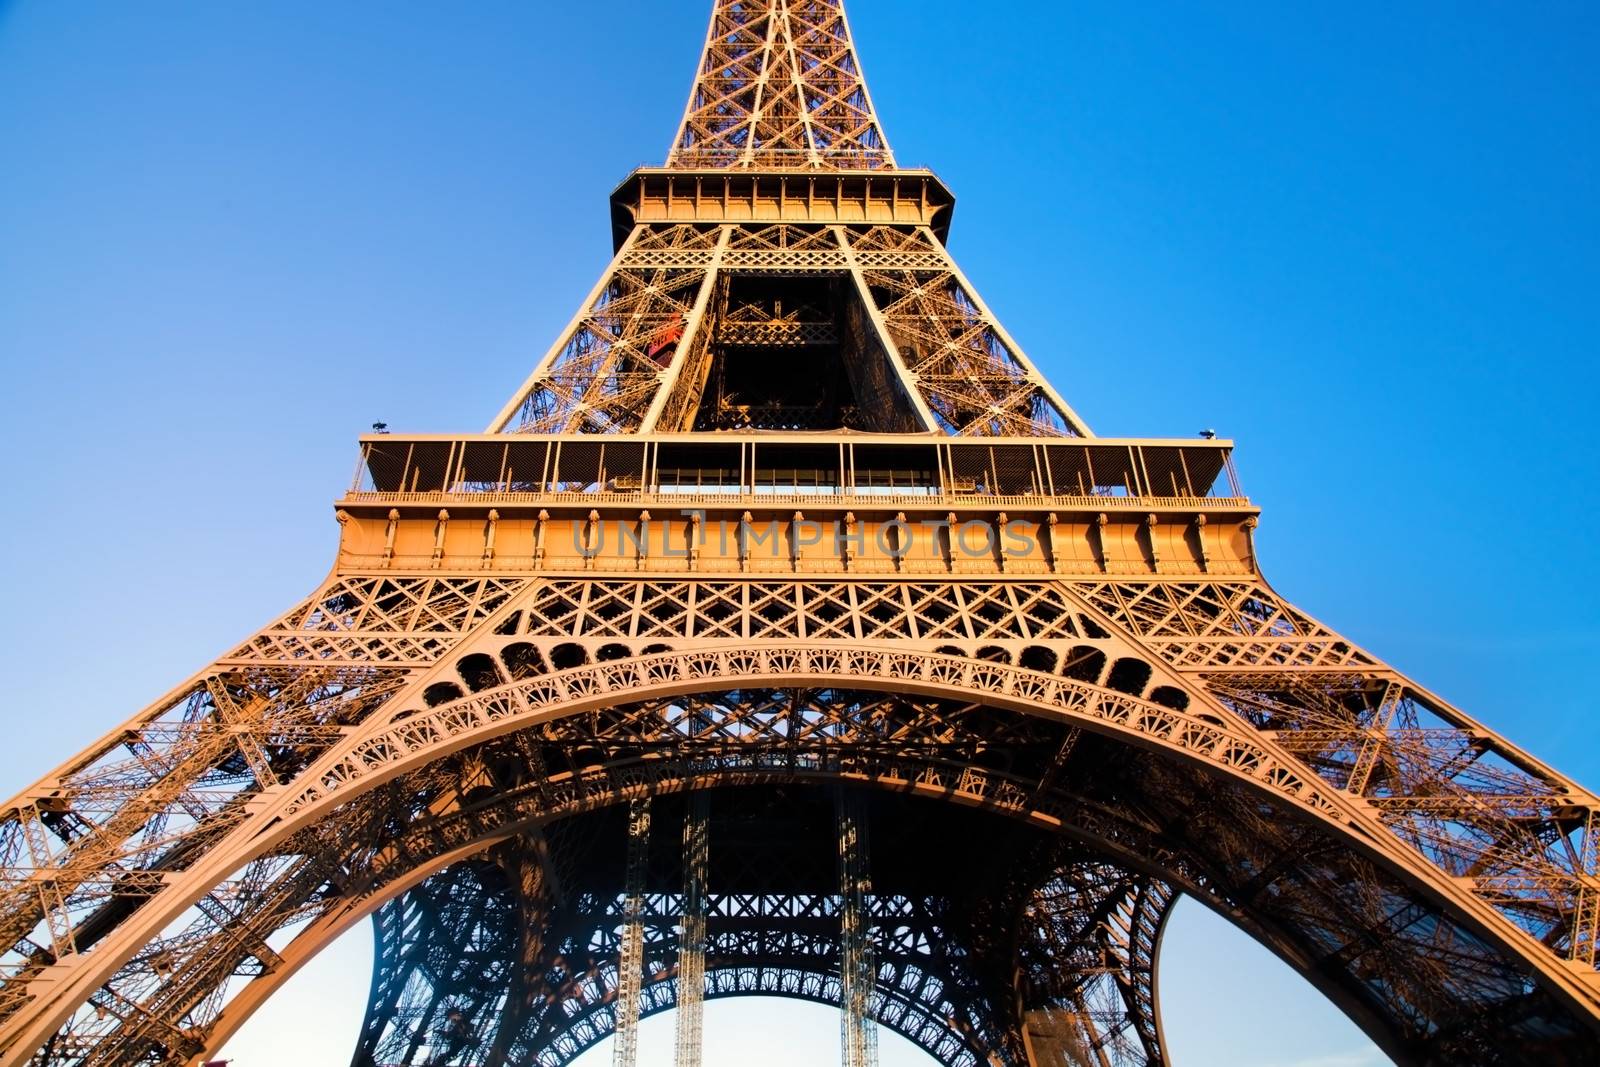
[674,793,710,1067]
[613,798,652,1067]
[837,789,879,1067]
[350,793,1175,1067]
[488,223,1087,437]
[669,0,894,170]
[842,225,1086,436]
[1071,577,1600,971]
[486,226,720,435]
[1017,869,1175,1065]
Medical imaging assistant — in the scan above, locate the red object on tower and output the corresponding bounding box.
[645,312,685,363]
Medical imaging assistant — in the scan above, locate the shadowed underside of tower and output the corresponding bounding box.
[1,3,1597,1067]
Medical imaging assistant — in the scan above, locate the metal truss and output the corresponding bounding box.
[3,1,1599,1066]
[1073,578,1600,971]
[489,224,1084,437]
[354,856,517,1067]
[673,793,708,1067]
[349,789,1171,1067]
[836,789,878,1067]
[495,576,1103,644]
[483,0,1086,438]
[668,0,894,170]
[612,798,651,1067]
[845,225,1081,436]
[1018,869,1174,1066]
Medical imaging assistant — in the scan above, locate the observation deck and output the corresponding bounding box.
[335,433,1258,577]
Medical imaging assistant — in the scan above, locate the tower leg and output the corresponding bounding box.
[837,790,878,1067]
[674,793,710,1067]
[1022,1008,1111,1067]
[613,798,652,1067]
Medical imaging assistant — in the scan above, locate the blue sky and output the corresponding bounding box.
[1,2,1595,1064]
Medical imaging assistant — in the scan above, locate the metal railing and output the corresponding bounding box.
[340,488,1251,510]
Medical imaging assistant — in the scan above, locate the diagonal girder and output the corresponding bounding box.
[668,0,894,170]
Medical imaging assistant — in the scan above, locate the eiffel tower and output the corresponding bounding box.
[3,2,1598,1065]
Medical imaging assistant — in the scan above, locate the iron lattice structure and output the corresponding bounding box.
[1,3,1598,1066]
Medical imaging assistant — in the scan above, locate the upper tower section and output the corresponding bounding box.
[486,0,1091,439]
[668,0,895,171]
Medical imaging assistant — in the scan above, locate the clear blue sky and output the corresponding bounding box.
[1,2,1595,1065]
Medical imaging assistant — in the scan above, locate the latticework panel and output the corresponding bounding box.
[847,226,1086,437]
[355,859,521,1067]
[499,228,717,435]
[0,574,529,1044]
[492,221,1089,438]
[6,569,1599,1064]
[501,577,1098,644]
[1073,578,1600,974]
[352,792,1172,1067]
[229,575,528,665]
[668,0,893,171]
[1072,580,1376,670]
[1017,875,1173,1066]
[0,667,409,1002]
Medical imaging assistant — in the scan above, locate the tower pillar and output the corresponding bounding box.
[613,798,652,1067]
[674,794,710,1067]
[837,790,878,1067]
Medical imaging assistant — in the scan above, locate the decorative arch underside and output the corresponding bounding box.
[4,579,1599,1067]
[351,788,1174,1067]
[325,677,1595,1067]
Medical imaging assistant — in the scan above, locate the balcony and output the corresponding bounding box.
[342,432,1250,514]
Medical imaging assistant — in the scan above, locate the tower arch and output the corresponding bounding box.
[4,640,1595,1064]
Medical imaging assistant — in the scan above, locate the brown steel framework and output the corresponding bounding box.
[2,2,1598,1066]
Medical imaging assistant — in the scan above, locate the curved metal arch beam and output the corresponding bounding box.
[342,743,1412,1059]
[269,643,1600,1022]
[520,959,1004,1067]
[345,810,1180,1066]
[202,772,1184,1067]
[195,758,1444,1067]
[1133,879,1178,1063]
[199,832,509,1061]
[8,647,1598,1065]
